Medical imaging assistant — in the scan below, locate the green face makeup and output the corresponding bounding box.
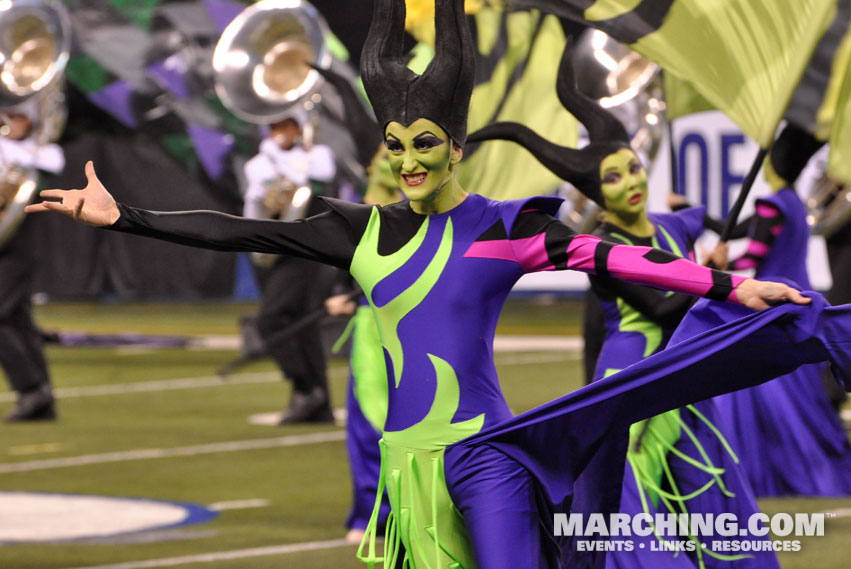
[384,118,458,203]
[599,148,648,216]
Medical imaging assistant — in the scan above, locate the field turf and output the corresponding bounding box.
[0,299,847,568]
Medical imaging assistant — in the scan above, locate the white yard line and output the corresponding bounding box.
[494,336,582,352]
[208,499,270,511]
[0,431,345,474]
[0,373,282,403]
[67,538,352,569]
[191,334,584,353]
[0,348,579,404]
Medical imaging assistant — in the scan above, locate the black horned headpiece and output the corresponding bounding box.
[467,41,631,206]
[360,0,476,146]
[311,64,383,169]
[769,122,825,187]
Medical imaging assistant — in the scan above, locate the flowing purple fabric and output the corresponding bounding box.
[446,295,851,568]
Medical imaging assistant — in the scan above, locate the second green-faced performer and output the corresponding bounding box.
[467,43,785,569]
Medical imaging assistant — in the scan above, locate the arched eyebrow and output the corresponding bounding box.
[413,131,444,143]
[385,132,401,143]
[414,130,445,146]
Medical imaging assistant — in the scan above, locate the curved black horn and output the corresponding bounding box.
[361,0,417,133]
[418,0,476,144]
[468,121,606,205]
[556,40,630,145]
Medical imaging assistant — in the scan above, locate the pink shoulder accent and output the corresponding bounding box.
[463,240,518,263]
[465,234,558,272]
[756,203,780,218]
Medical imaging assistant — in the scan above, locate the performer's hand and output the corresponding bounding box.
[24,161,120,227]
[734,278,811,311]
[325,294,358,316]
[703,241,729,270]
[667,192,689,210]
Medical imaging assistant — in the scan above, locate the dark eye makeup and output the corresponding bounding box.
[413,134,444,150]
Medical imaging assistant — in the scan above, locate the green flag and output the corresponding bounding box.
[828,64,851,186]
[459,8,579,199]
[514,0,838,147]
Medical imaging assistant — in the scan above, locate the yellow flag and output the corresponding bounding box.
[515,0,838,147]
[828,68,851,186]
[458,9,579,199]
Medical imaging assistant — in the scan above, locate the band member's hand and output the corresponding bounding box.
[325,294,358,316]
[734,278,811,311]
[703,241,729,270]
[24,161,120,227]
[667,192,689,210]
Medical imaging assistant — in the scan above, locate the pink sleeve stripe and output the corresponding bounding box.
[770,223,785,237]
[511,233,556,272]
[756,203,780,218]
[565,234,602,272]
[733,258,758,270]
[604,244,746,303]
[745,239,771,257]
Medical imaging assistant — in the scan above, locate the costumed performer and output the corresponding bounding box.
[711,123,851,497]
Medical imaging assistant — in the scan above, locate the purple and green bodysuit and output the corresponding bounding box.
[590,207,779,569]
[103,190,851,568]
[108,192,753,568]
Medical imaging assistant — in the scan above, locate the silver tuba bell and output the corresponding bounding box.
[806,174,851,239]
[0,0,70,250]
[212,0,331,127]
[559,29,664,233]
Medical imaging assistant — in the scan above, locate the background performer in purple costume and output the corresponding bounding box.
[712,123,851,497]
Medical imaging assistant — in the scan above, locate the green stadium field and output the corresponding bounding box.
[0,299,847,569]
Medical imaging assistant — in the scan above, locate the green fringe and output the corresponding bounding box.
[627,406,752,568]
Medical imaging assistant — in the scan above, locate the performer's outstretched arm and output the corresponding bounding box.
[508,211,810,311]
[25,162,369,270]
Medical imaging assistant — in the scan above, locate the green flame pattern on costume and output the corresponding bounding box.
[352,208,484,569]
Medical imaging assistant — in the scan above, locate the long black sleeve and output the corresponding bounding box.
[107,197,372,271]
